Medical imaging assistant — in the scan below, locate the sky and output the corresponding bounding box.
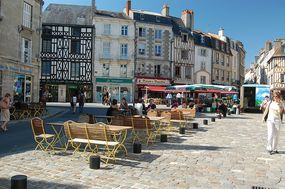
[43,0,285,69]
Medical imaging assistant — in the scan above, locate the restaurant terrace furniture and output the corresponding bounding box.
[132,116,156,145]
[30,117,55,152]
[147,109,158,117]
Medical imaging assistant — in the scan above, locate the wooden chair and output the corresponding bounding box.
[78,114,90,123]
[132,116,156,145]
[147,109,158,117]
[160,111,172,132]
[110,115,125,126]
[170,109,186,130]
[31,117,55,152]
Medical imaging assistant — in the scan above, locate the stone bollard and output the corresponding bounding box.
[218,114,222,119]
[193,123,198,129]
[228,111,231,115]
[133,143,142,153]
[11,175,27,189]
[89,155,100,169]
[160,134,167,142]
[211,117,215,122]
[203,119,208,125]
[179,127,186,134]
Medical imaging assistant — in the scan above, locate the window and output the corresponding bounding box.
[22,38,32,64]
[227,72,230,81]
[71,40,80,54]
[0,71,2,97]
[216,53,219,63]
[155,45,161,56]
[103,64,109,76]
[156,16,160,22]
[155,30,162,39]
[23,2,32,28]
[200,76,206,84]
[139,63,146,74]
[121,25,128,36]
[282,46,285,54]
[216,69,219,80]
[221,70,225,81]
[201,61,206,70]
[103,42,111,58]
[138,43,146,55]
[227,56,230,67]
[182,34,188,42]
[201,35,205,44]
[103,24,111,35]
[139,27,146,37]
[42,39,52,53]
[175,66,181,78]
[72,27,81,36]
[140,14,144,20]
[221,54,225,66]
[120,64,127,77]
[120,44,128,58]
[41,61,51,76]
[221,43,225,51]
[281,73,285,83]
[200,49,207,57]
[0,0,2,17]
[71,62,80,78]
[185,66,192,79]
[215,40,219,49]
[181,50,188,59]
[154,65,161,76]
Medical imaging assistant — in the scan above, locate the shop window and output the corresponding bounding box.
[14,74,25,102]
[23,2,32,28]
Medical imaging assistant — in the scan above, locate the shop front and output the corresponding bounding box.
[13,74,33,103]
[136,77,170,101]
[95,78,133,103]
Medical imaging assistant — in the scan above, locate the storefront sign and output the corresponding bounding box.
[0,64,32,74]
[137,78,170,86]
[96,78,133,84]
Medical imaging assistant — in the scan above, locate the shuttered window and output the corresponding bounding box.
[23,2,32,28]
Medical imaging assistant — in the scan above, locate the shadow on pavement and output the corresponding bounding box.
[150,143,229,151]
[0,177,84,189]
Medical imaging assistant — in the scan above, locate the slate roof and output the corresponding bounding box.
[43,4,93,25]
[132,10,172,26]
[193,30,212,48]
[170,16,192,37]
[94,10,131,20]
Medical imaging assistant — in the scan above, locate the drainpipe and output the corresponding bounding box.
[133,20,137,105]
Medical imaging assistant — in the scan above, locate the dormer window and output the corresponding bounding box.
[201,35,205,44]
[140,14,144,20]
[182,34,187,42]
[156,16,160,22]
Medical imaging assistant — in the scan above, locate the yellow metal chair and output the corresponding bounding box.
[132,116,156,145]
[30,117,55,152]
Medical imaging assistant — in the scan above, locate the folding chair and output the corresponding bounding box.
[30,117,55,152]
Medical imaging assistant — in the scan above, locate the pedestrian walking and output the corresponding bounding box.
[71,93,77,114]
[0,93,11,132]
[260,95,270,112]
[262,91,284,155]
[79,91,85,113]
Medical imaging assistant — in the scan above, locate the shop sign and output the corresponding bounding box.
[96,77,133,84]
[0,64,32,74]
[136,78,170,85]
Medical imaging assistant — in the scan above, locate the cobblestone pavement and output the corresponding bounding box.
[1,113,285,189]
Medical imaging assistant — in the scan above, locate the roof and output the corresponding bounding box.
[132,10,172,26]
[43,4,93,25]
[170,16,192,36]
[193,30,212,48]
[94,10,131,20]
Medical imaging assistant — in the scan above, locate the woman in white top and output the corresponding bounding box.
[262,91,284,155]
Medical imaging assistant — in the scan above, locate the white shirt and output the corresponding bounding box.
[72,96,77,103]
[176,93,181,98]
[267,101,284,121]
[135,103,143,116]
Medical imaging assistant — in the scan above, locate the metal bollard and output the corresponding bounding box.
[211,117,215,122]
[89,155,100,169]
[203,119,208,125]
[193,123,198,129]
[11,175,27,189]
[133,143,141,153]
[160,134,167,142]
[218,114,222,119]
[179,127,185,134]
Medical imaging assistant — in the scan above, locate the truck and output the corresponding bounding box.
[240,84,270,113]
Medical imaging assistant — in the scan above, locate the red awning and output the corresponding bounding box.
[165,90,188,93]
[194,89,238,94]
[145,86,166,92]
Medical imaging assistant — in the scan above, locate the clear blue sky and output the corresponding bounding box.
[43,0,285,69]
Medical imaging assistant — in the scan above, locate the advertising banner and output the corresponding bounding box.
[255,86,270,107]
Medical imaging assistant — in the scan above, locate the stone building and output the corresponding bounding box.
[41,4,94,102]
[93,9,135,103]
[193,31,212,84]
[0,0,43,102]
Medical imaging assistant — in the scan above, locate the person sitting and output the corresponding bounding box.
[119,97,129,115]
[106,99,121,122]
[147,99,156,112]
[171,99,179,109]
[135,99,146,116]
[217,101,227,117]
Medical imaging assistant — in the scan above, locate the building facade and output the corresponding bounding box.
[209,29,232,85]
[93,10,135,103]
[193,31,212,84]
[41,4,94,102]
[0,0,43,102]
[171,10,195,85]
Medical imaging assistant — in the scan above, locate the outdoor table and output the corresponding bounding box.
[94,115,114,123]
[147,116,165,135]
[47,122,66,150]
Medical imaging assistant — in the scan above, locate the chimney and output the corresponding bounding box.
[126,0,131,16]
[92,0,96,11]
[181,10,194,30]
[161,4,169,16]
[265,41,272,52]
[218,27,224,37]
